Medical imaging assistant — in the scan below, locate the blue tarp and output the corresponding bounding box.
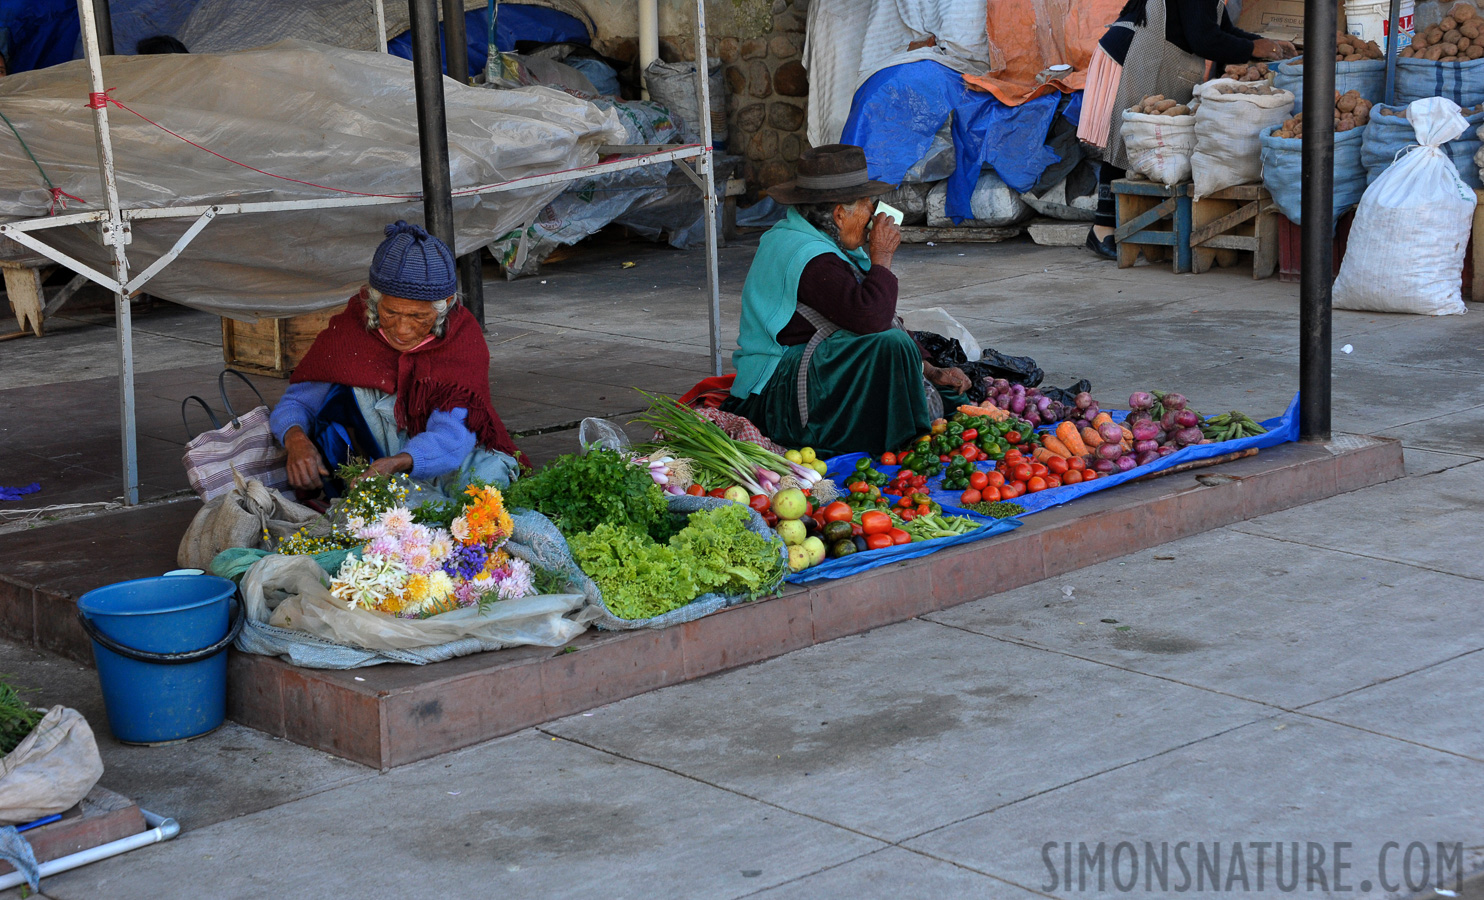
[387,4,589,77]
[838,60,1074,221]
[0,0,79,73]
[784,515,1021,584]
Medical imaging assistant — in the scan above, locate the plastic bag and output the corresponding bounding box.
[644,58,725,144]
[1334,97,1475,316]
[578,418,631,453]
[1366,103,1484,188]
[1191,79,1294,199]
[901,308,982,361]
[0,707,104,827]
[177,475,322,570]
[1121,109,1199,185]
[926,172,1032,227]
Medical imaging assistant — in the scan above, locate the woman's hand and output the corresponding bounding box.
[283,427,330,490]
[354,453,414,483]
[867,213,902,268]
[925,364,973,394]
[1252,38,1296,61]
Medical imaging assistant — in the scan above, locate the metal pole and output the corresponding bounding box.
[407,1,456,251]
[693,0,722,376]
[1300,0,1336,442]
[1383,0,1402,104]
[77,0,136,503]
[91,0,115,55]
[373,0,389,53]
[441,0,485,326]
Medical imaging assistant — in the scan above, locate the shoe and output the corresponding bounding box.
[1085,228,1117,260]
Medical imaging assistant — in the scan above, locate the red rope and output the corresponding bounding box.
[81,86,709,204]
[48,187,86,215]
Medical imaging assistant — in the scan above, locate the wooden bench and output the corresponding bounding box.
[1113,179,1277,278]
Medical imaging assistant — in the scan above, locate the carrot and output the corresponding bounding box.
[1081,426,1104,448]
[957,404,1010,421]
[1092,412,1113,429]
[1041,435,1074,458]
[1032,447,1059,464]
[1119,424,1135,443]
[1056,422,1089,456]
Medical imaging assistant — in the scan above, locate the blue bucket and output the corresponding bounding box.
[76,575,243,745]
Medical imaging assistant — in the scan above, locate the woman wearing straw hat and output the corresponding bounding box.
[723,144,972,456]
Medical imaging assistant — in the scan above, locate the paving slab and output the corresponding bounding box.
[1303,650,1484,760]
[544,618,1270,843]
[1234,460,1484,582]
[34,731,884,900]
[926,528,1484,710]
[748,846,1041,899]
[906,714,1484,898]
[1403,448,1483,475]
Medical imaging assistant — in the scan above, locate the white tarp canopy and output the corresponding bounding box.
[0,39,624,318]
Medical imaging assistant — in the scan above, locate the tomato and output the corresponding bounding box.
[708,488,729,499]
[961,428,978,441]
[900,509,916,521]
[1029,463,1048,478]
[865,533,893,551]
[822,501,853,523]
[748,494,770,512]
[1003,449,1023,465]
[1083,471,1098,480]
[968,471,989,491]
[987,470,1006,487]
[1047,457,1069,475]
[916,502,933,516]
[849,482,871,494]
[980,484,1002,502]
[762,510,779,527]
[1001,481,1023,499]
[1068,456,1087,471]
[1010,463,1033,483]
[851,523,864,536]
[896,496,913,509]
[860,511,893,535]
[1005,430,1022,444]
[960,488,982,505]
[1045,475,1062,489]
[686,484,705,496]
[1027,476,1048,493]
[1062,469,1084,485]
[888,528,911,546]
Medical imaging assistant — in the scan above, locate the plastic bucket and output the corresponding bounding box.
[76,575,243,745]
[1345,0,1415,51]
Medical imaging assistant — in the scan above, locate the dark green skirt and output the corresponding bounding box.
[725,329,968,456]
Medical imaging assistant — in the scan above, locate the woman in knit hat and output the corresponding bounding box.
[270,221,524,497]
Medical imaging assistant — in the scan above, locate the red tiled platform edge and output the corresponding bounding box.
[0,436,1404,769]
[0,786,146,876]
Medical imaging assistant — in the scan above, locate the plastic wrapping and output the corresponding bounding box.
[0,42,625,318]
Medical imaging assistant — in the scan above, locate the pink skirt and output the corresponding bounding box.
[1077,46,1123,149]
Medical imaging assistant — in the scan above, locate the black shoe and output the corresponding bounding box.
[1085,228,1117,260]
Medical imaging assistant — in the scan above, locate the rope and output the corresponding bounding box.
[0,106,85,214]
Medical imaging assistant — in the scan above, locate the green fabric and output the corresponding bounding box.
[726,328,962,457]
[210,547,355,583]
[730,208,872,399]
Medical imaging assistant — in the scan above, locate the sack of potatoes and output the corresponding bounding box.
[1128,94,1193,116]
[1271,90,1374,137]
[1400,2,1484,60]
[1222,62,1270,82]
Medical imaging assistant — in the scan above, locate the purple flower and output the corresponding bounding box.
[442,543,489,582]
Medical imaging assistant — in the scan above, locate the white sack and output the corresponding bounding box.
[1121,110,1199,185]
[1334,97,1475,316]
[1191,79,1294,199]
[0,707,104,827]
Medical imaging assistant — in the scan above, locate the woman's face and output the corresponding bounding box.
[377,294,441,351]
[834,198,875,250]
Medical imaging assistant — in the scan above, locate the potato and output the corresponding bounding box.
[1443,16,1459,30]
[1429,45,1447,59]
[1441,41,1461,55]
[1429,25,1446,42]
[1460,36,1473,49]
[1412,33,1429,49]
[1446,28,1463,44]
[1471,43,1484,57]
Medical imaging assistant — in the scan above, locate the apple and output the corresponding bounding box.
[802,536,826,567]
[722,486,750,504]
[776,518,808,546]
[787,544,811,571]
[771,487,808,520]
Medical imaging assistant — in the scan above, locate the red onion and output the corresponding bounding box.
[1134,439,1159,454]
[1175,426,1204,445]
[1131,421,1159,442]
[1093,457,1118,474]
[1136,450,1161,466]
[1174,409,1200,428]
[1115,455,1137,472]
[1126,410,1151,426]
[1160,410,1179,432]
[1128,391,1154,410]
[1097,442,1124,460]
[1156,446,1175,457]
[1163,392,1188,411]
[1098,422,1124,444]
[1075,392,1094,410]
[1153,429,1167,445]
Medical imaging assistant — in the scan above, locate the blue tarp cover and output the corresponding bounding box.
[0,0,79,73]
[388,4,589,76]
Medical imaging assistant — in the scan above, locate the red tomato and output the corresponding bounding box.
[860,511,893,535]
[961,428,978,441]
[1003,449,1023,465]
[986,470,1006,487]
[1047,457,1069,475]
[748,494,770,512]
[1029,463,1048,478]
[1010,463,1034,483]
[960,488,982,505]
[849,481,871,494]
[980,484,1002,502]
[1005,430,1022,444]
[1027,476,1048,493]
[968,471,990,491]
[1045,475,1062,489]
[1083,471,1098,481]
[1062,469,1084,485]
[900,509,917,521]
[880,452,898,466]
[896,496,913,508]
[916,502,933,516]
[822,501,853,523]
[865,533,893,551]
[686,484,705,496]
[762,510,779,527]
[851,523,865,536]
[1068,456,1087,471]
[708,488,729,499]
[888,528,911,546]
[1001,481,1024,499]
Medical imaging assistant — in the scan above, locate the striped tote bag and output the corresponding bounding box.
[182,371,290,502]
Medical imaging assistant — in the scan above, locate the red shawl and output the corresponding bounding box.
[292,289,525,464]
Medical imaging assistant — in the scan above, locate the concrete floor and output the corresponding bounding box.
[2,233,1482,898]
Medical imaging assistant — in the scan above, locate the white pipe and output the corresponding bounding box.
[0,809,180,892]
[373,0,389,52]
[639,0,659,98]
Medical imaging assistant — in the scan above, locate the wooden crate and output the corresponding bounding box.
[1112,179,1193,272]
[1187,183,1278,279]
[221,304,344,378]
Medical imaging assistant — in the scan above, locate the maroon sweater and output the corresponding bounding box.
[776,254,929,360]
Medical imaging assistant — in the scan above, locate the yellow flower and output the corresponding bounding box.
[427,570,455,600]
[405,574,431,604]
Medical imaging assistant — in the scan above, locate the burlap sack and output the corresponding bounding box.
[0,706,104,826]
[178,476,321,570]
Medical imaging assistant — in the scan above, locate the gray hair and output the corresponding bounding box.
[364,286,452,337]
[798,198,870,247]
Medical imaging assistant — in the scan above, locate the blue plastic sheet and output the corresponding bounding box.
[1261,126,1367,225]
[387,4,589,76]
[1395,57,1484,107]
[784,515,1020,584]
[0,482,39,502]
[0,0,78,73]
[838,61,1068,221]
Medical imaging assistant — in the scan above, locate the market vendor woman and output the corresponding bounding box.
[724,144,971,456]
[270,221,524,496]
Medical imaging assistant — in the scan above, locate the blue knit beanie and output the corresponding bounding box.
[368,221,457,301]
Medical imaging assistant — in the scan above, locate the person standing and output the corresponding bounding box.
[1077,0,1295,258]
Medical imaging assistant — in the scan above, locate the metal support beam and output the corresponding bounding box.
[692,6,722,376]
[374,0,389,52]
[407,0,457,270]
[441,0,485,326]
[1300,0,1336,442]
[1383,0,1402,104]
[91,0,115,55]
